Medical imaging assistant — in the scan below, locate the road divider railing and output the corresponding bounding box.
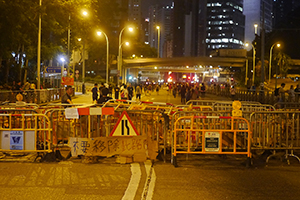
[186,100,261,106]
[173,105,213,113]
[186,100,217,106]
[250,111,300,164]
[274,102,300,111]
[0,113,52,161]
[172,115,252,167]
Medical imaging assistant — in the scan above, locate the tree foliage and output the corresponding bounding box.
[273,52,293,77]
[0,0,156,85]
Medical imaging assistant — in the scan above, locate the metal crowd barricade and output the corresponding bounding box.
[0,113,52,159]
[172,115,251,167]
[102,99,140,110]
[135,101,174,115]
[173,105,213,113]
[250,111,300,163]
[186,100,216,106]
[274,102,300,111]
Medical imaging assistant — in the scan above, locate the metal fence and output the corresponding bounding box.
[250,111,300,163]
[172,115,251,167]
[0,88,62,104]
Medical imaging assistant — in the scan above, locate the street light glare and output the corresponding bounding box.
[245,42,249,47]
[97,31,102,36]
[78,38,82,41]
[60,57,65,62]
[277,43,281,48]
[125,42,129,46]
[156,26,160,30]
[254,24,258,28]
[128,27,133,32]
[82,11,88,16]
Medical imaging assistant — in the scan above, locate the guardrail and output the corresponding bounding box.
[206,87,299,105]
[0,88,62,104]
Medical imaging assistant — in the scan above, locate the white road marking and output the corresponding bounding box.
[122,163,141,200]
[142,160,156,200]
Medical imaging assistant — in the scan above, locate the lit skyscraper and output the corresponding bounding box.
[206,0,245,54]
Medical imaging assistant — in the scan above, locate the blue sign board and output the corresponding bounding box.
[46,67,61,73]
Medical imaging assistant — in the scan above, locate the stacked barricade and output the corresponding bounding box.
[250,111,300,164]
[102,99,140,110]
[274,102,300,111]
[172,115,252,167]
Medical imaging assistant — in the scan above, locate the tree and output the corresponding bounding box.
[273,52,293,77]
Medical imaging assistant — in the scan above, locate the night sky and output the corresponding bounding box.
[141,0,173,18]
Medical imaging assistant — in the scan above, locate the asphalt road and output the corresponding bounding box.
[1,156,300,200]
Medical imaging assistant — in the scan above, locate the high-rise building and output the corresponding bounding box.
[243,0,273,43]
[272,0,300,28]
[148,5,158,48]
[206,0,245,54]
[157,5,173,57]
[128,0,142,33]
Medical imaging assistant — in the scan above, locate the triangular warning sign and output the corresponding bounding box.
[110,111,139,136]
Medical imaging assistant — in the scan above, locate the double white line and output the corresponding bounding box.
[122,160,156,200]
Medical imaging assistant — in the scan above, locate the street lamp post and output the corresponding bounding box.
[97,31,109,84]
[60,57,65,86]
[269,43,280,83]
[156,26,160,58]
[118,27,133,84]
[37,0,42,90]
[245,43,256,85]
[119,42,129,83]
[254,24,258,35]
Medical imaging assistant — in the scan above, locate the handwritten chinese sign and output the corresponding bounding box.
[69,136,147,157]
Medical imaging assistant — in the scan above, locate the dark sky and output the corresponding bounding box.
[141,0,173,18]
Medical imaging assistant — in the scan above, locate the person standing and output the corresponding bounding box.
[230,86,236,100]
[114,85,120,100]
[288,85,295,102]
[294,84,300,102]
[200,83,206,98]
[91,83,98,103]
[156,84,159,95]
[136,85,142,100]
[127,83,134,100]
[61,86,73,105]
[180,85,186,104]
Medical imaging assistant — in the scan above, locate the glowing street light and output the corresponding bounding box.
[254,24,258,35]
[82,11,88,16]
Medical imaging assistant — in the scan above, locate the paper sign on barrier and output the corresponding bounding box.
[65,108,79,119]
[10,131,24,150]
[69,137,91,156]
[204,131,220,152]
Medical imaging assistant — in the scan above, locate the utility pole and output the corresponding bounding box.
[260,2,265,102]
